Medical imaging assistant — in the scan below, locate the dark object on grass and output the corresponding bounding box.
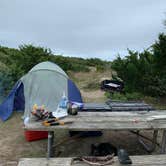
[91,143,117,156]
[100,79,124,93]
[118,149,132,164]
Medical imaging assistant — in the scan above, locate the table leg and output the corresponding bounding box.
[161,130,166,154]
[138,130,158,152]
[47,131,54,158]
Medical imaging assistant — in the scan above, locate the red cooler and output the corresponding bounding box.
[25,130,48,142]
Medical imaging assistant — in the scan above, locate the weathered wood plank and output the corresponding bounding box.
[83,103,111,110]
[18,158,72,166]
[18,155,166,166]
[110,103,150,107]
[25,111,166,131]
[111,106,153,111]
[83,102,154,111]
[70,111,163,117]
[108,100,145,103]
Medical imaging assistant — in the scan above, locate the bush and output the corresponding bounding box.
[125,92,143,100]
[112,34,166,97]
[96,65,105,72]
[105,92,143,101]
[0,45,109,93]
[105,92,127,101]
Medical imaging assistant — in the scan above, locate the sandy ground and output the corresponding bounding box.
[81,90,106,102]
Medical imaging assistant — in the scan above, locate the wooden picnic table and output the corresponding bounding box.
[25,111,166,158]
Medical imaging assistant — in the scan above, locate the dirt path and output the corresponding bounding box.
[81,90,106,102]
[0,113,47,165]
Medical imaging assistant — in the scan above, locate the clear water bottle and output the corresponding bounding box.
[24,117,30,125]
[59,92,68,109]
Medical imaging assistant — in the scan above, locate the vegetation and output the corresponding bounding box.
[105,92,143,101]
[0,45,110,95]
[0,24,165,100]
[111,33,166,97]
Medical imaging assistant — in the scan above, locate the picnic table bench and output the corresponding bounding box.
[18,155,166,166]
[25,110,166,158]
[83,101,154,111]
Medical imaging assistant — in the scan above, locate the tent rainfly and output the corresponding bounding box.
[0,61,82,121]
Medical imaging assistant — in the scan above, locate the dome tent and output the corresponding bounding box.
[0,61,82,121]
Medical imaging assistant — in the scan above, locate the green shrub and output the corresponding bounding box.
[111,33,166,97]
[96,65,105,72]
[105,92,143,101]
[105,92,127,101]
[125,92,143,100]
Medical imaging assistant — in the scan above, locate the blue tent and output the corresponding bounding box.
[68,79,82,103]
[0,62,82,121]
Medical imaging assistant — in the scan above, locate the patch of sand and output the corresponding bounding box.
[81,90,106,102]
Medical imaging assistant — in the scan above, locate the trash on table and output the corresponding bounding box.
[42,116,73,126]
[51,92,68,118]
[31,104,49,121]
[43,120,73,126]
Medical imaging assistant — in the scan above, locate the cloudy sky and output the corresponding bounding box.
[0,0,166,60]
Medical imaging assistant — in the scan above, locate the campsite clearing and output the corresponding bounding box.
[0,67,166,165]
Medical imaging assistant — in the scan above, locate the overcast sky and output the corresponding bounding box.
[0,0,166,60]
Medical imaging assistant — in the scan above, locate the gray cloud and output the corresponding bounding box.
[0,0,166,60]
